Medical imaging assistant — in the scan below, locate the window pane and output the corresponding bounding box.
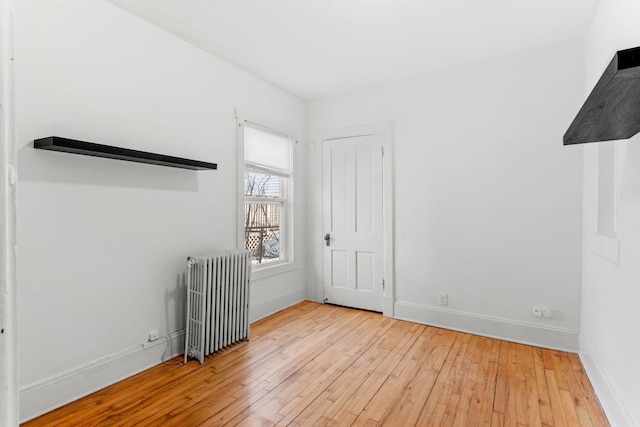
[245,202,282,264]
[245,171,280,198]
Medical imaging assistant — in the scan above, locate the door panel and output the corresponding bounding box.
[331,250,348,288]
[322,134,383,312]
[330,147,349,232]
[356,251,374,291]
[356,144,374,233]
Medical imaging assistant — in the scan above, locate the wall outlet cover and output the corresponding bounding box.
[439,293,448,306]
[533,306,552,318]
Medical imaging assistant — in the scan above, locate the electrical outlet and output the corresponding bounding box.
[533,306,552,318]
[439,293,448,306]
[148,330,160,342]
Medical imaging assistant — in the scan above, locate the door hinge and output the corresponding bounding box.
[381,146,384,156]
[382,279,385,290]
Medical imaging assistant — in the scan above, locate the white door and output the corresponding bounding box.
[322,134,384,312]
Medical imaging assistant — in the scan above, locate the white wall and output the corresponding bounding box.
[307,41,585,351]
[580,1,640,425]
[15,1,306,421]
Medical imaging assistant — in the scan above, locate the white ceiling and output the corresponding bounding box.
[109,0,598,100]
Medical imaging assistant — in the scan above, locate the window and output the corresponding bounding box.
[242,123,292,266]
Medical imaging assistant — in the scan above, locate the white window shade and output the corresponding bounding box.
[245,126,291,177]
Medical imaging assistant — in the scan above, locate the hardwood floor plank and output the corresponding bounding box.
[466,337,500,427]
[491,410,505,427]
[276,317,397,425]
[532,347,555,426]
[288,319,402,425]
[560,389,585,426]
[572,371,610,427]
[22,302,609,427]
[450,335,487,427]
[518,344,542,427]
[228,310,386,425]
[439,333,475,426]
[546,368,568,426]
[380,328,456,426]
[490,340,513,426]
[339,322,424,418]
[414,329,466,425]
[351,326,439,424]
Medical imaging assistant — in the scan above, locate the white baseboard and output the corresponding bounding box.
[250,288,306,322]
[394,301,579,352]
[579,335,638,427]
[20,330,185,423]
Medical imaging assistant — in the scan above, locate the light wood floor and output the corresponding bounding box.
[24,301,608,426]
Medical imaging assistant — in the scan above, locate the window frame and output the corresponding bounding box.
[244,171,287,266]
[237,115,294,272]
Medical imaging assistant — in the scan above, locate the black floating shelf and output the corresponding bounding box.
[564,46,640,145]
[34,136,217,170]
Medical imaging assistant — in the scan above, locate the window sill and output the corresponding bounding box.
[251,260,299,281]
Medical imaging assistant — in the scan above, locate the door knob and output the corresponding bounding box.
[324,233,331,246]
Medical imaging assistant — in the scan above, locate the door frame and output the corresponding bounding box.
[316,123,394,317]
[0,1,19,424]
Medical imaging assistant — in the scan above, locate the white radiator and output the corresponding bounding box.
[184,249,251,364]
